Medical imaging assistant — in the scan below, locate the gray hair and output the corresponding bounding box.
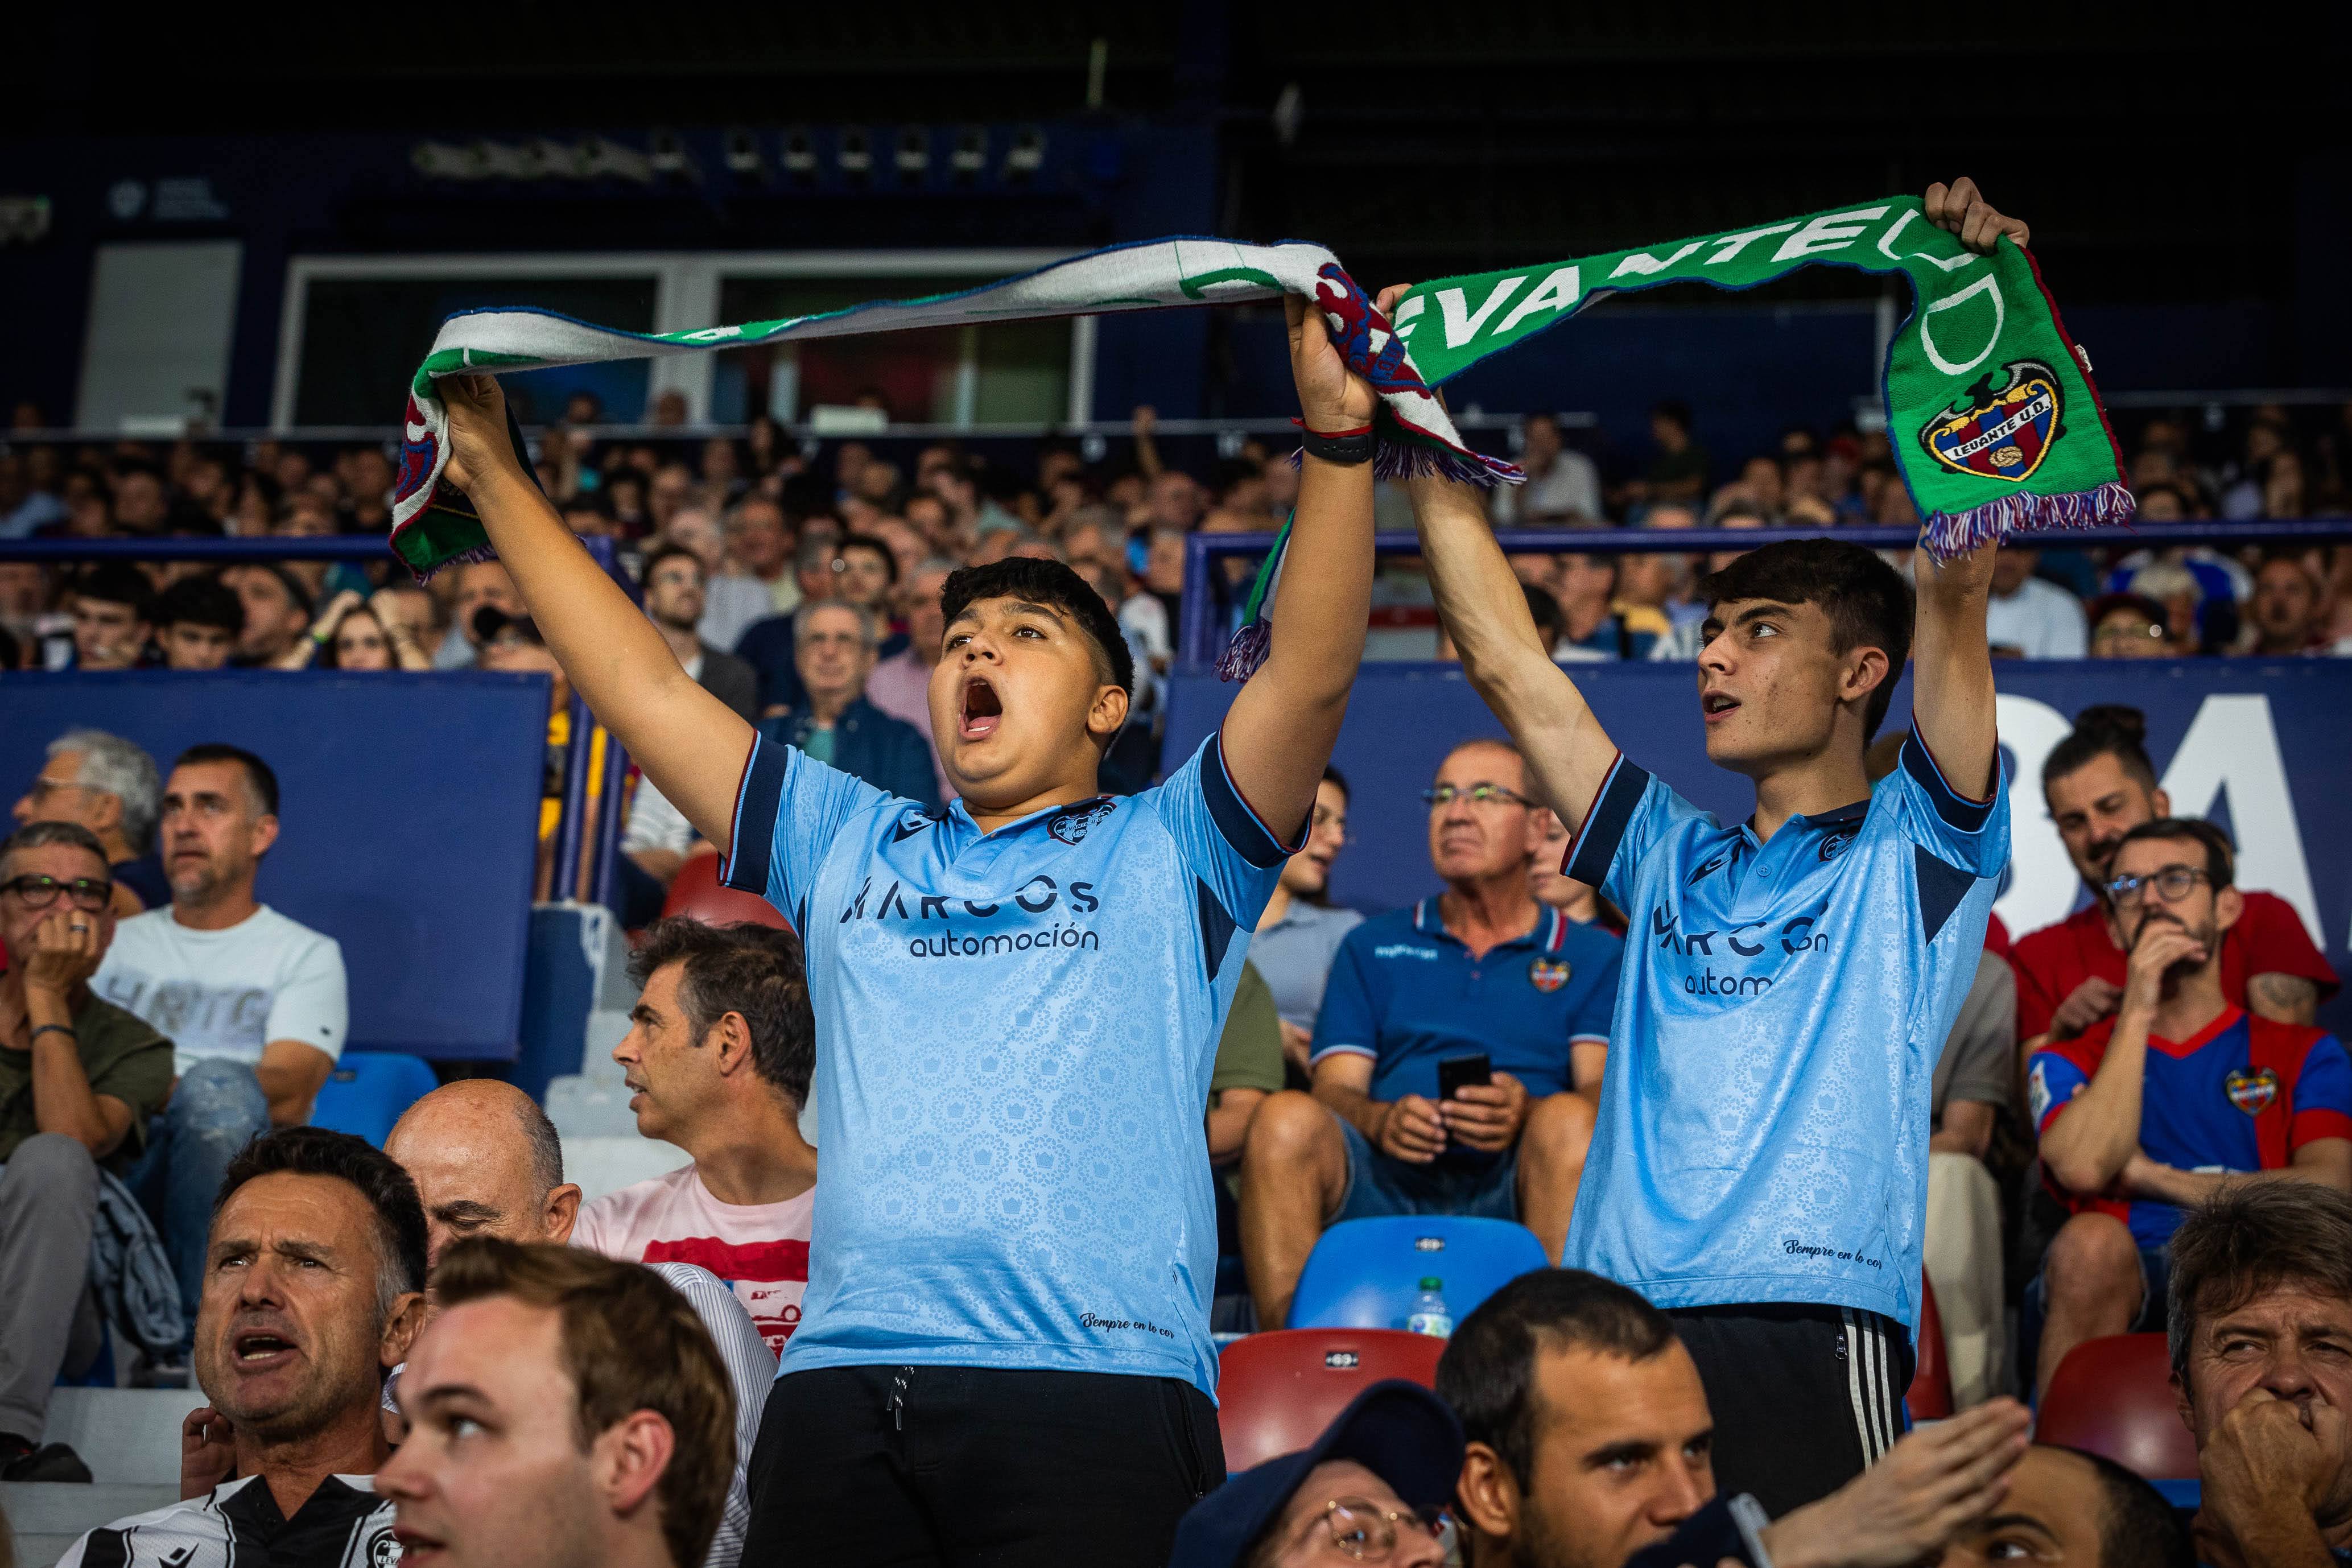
[49,730,162,854]
[520,1096,564,1199]
[0,819,111,878]
[797,599,879,651]
[2129,560,2204,606]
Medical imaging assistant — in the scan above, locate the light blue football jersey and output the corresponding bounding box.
[721,732,1293,1394]
[1561,731,2009,1332]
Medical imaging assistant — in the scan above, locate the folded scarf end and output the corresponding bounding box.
[1918,480,2136,563]
[1216,620,1273,683]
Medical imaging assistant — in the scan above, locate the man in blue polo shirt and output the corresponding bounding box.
[1238,739,1619,1328]
[1405,178,2027,1516]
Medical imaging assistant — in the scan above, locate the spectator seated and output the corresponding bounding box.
[13,729,167,915]
[1239,740,1617,1328]
[2025,818,2351,1402]
[308,1051,439,1148]
[1288,1216,1550,1332]
[752,599,939,812]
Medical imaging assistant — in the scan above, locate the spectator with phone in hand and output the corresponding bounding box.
[1237,740,1620,1328]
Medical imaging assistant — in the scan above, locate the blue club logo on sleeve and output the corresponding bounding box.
[2225,1066,2280,1115]
[1528,958,1571,993]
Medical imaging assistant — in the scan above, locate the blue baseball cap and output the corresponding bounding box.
[1169,1380,1464,1568]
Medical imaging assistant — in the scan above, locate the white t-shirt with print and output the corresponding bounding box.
[573,1162,814,1357]
[95,905,349,1077]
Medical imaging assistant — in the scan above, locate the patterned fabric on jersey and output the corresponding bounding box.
[722,732,1294,1395]
[2030,1008,2352,1249]
[58,1474,395,1568]
[1561,730,2009,1333]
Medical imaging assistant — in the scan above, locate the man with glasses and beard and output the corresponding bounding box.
[2027,818,2352,1401]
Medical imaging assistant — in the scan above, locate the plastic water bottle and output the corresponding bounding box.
[1406,1277,1453,1338]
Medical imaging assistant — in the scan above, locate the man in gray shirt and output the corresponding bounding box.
[1925,948,2016,1408]
[1249,767,1361,1078]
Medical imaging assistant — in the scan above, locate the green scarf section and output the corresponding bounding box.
[1392,195,2130,549]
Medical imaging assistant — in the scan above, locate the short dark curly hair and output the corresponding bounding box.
[215,1127,429,1317]
[939,557,1134,696]
[629,919,815,1109]
[1699,538,1913,740]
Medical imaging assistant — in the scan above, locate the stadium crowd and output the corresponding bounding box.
[3,189,2351,1566]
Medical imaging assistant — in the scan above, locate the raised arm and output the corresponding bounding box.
[440,374,753,856]
[1403,468,1619,833]
[1909,177,2030,798]
[1215,294,1379,840]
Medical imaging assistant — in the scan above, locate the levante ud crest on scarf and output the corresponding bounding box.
[1919,359,2063,484]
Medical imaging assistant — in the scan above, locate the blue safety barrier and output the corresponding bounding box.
[1288,1216,1552,1331]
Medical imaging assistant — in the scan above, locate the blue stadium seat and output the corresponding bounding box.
[310,1052,440,1148]
[1288,1216,1550,1331]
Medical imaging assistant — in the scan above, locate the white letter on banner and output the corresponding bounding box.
[1772,206,1890,263]
[2158,694,2324,946]
[1875,209,1980,274]
[1392,294,1426,341]
[1705,222,1800,265]
[1494,267,1582,336]
[1918,274,2004,376]
[1611,242,1703,279]
[1438,277,1527,349]
[1992,694,2081,936]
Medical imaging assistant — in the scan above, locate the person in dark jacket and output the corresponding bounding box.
[755,601,941,811]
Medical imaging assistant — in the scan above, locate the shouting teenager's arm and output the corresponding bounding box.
[1908,178,2029,798]
[1216,294,1380,840]
[439,375,754,856]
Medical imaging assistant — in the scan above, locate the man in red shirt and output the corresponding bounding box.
[2013,705,2334,1056]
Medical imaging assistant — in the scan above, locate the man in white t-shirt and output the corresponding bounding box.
[1489,412,1603,526]
[93,744,349,1359]
[572,918,818,1356]
[1984,546,2089,658]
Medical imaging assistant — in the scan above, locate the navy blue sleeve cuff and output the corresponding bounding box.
[1201,732,1307,869]
[721,736,789,894]
[1565,753,1650,888]
[1900,728,1996,834]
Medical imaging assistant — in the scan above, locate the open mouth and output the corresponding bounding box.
[394,1528,445,1563]
[1701,692,1741,723]
[960,676,1003,740]
[233,1330,299,1368]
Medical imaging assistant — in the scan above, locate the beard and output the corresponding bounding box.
[1512,1494,1616,1568]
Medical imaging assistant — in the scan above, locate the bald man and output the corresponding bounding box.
[384,1082,770,1568]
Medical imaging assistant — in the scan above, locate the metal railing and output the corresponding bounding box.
[1177,518,2352,669]
[0,533,634,911]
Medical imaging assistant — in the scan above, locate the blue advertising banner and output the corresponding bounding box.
[1,671,550,1059]
[1166,658,2352,1028]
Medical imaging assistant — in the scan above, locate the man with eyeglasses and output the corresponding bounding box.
[2026,816,2352,1402]
[1238,740,1621,1328]
[0,820,174,1480]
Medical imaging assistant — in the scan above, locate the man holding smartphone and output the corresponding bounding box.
[1238,739,1621,1328]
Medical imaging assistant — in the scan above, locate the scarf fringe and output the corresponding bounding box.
[1918,479,2137,562]
[1284,437,1524,488]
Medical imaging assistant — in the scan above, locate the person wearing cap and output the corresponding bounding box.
[1169,1381,1459,1568]
[217,563,315,667]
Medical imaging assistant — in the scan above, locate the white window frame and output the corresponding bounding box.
[271,248,1088,432]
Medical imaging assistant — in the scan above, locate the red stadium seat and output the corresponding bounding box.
[2035,1333,2198,1480]
[1216,1329,1447,1471]
[660,852,792,930]
[1905,1275,1953,1420]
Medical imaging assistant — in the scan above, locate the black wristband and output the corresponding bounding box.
[29,1024,77,1043]
[1297,421,1375,466]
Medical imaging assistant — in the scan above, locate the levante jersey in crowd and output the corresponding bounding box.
[1561,731,2008,1332]
[59,1475,394,1568]
[722,732,1293,1395]
[2030,1007,2352,1249]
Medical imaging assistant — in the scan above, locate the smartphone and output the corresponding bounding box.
[1436,1053,1492,1101]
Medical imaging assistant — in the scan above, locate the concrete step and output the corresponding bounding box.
[1,1482,179,1567]
[38,1388,207,1486]
[560,1134,692,1203]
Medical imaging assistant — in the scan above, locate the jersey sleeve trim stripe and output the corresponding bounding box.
[1308,1043,1379,1063]
[1570,1033,1611,1047]
[2293,1108,2352,1147]
[1899,728,1995,832]
[1203,731,1305,868]
[720,735,790,894]
[1565,753,1649,888]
